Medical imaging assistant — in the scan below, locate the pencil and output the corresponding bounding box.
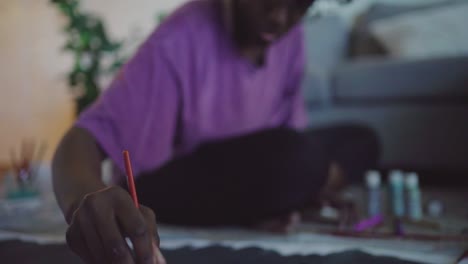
[123,150,139,208]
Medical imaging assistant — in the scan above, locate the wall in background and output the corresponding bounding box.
[0,0,453,164]
[1,0,72,163]
[0,0,187,163]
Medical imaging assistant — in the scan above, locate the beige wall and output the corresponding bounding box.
[0,0,186,163]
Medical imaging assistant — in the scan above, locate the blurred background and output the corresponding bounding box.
[0,0,186,164]
[303,0,468,185]
[1,0,468,183]
[0,0,467,263]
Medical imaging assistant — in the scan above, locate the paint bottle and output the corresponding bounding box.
[405,172,423,221]
[366,170,382,217]
[427,200,444,218]
[389,170,405,218]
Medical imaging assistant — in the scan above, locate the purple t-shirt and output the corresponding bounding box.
[76,0,307,179]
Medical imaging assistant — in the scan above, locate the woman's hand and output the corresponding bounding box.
[66,186,165,264]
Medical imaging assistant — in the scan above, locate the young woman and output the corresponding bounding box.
[53,0,377,263]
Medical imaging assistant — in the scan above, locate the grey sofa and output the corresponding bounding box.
[303,2,468,175]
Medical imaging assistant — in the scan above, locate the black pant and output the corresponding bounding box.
[134,125,379,227]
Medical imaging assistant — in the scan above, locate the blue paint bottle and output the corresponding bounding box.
[405,172,423,221]
[389,170,405,218]
[366,170,382,217]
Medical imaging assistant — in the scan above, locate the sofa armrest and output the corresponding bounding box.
[303,15,349,106]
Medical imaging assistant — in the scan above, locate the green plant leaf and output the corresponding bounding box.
[52,0,125,114]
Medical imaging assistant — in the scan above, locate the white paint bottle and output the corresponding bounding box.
[405,172,423,221]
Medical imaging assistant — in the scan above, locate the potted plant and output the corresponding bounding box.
[51,0,125,115]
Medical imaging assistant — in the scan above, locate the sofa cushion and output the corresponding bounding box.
[362,1,463,24]
[348,0,467,58]
[332,56,468,102]
[369,2,468,59]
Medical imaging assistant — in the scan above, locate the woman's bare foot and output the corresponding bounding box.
[252,211,301,233]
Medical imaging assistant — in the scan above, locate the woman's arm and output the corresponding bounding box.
[52,126,107,221]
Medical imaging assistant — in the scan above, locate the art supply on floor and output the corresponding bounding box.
[426,200,444,218]
[31,141,48,178]
[389,170,405,218]
[393,218,405,236]
[402,218,441,231]
[365,170,382,217]
[354,214,384,232]
[405,172,423,221]
[6,140,45,200]
[320,205,340,221]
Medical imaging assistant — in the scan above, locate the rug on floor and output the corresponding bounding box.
[0,241,426,264]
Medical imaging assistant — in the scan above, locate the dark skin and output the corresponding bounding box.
[230,0,314,65]
[53,1,314,263]
[53,128,165,264]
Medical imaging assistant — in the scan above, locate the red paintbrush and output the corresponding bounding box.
[123,150,139,208]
